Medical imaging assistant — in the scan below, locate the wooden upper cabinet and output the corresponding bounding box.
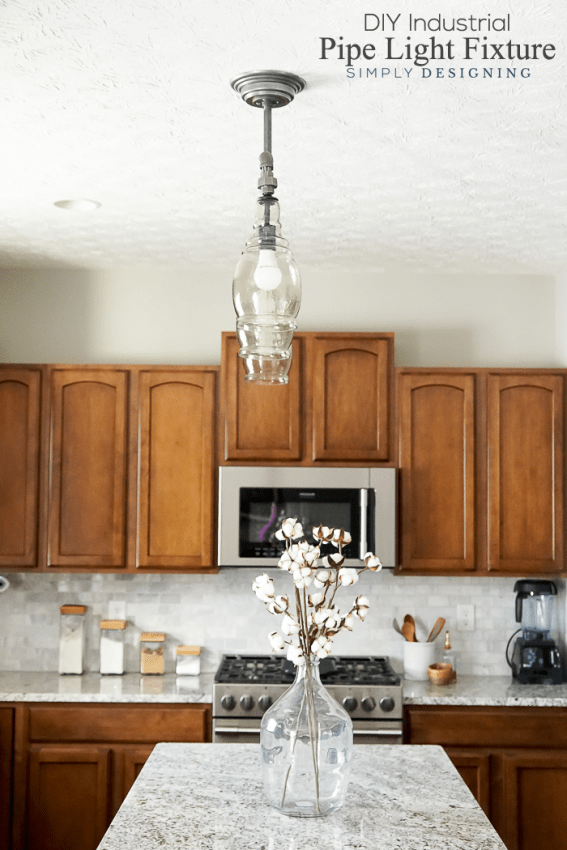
[487,373,564,574]
[137,369,216,570]
[0,367,42,568]
[221,331,393,465]
[398,372,476,573]
[47,369,129,569]
[311,335,391,462]
[222,333,302,461]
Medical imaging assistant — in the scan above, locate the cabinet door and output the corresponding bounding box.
[445,747,491,817]
[47,369,129,569]
[137,370,216,569]
[0,708,13,850]
[398,373,476,572]
[311,336,392,462]
[487,374,563,573]
[113,745,155,816]
[222,333,302,461]
[499,749,567,850]
[26,745,111,850]
[0,368,41,568]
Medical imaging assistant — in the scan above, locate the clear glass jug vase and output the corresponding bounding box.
[260,656,353,817]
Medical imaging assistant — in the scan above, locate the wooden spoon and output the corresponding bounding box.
[402,614,418,642]
[427,617,446,643]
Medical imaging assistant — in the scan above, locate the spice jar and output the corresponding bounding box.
[100,620,127,675]
[59,605,87,675]
[140,632,165,675]
[176,645,201,676]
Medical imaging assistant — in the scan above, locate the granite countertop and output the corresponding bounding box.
[0,671,214,702]
[97,742,506,850]
[1,671,567,706]
[403,675,567,707]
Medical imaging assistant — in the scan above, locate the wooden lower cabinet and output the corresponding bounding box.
[0,708,14,850]
[405,705,567,850]
[445,747,491,817]
[496,749,567,850]
[11,702,211,850]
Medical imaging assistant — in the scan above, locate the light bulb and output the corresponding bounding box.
[254,249,282,291]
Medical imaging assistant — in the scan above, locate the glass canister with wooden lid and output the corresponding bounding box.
[100,620,127,675]
[176,645,201,676]
[59,604,87,675]
[140,632,166,675]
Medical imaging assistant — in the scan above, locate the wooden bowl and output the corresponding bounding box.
[428,662,453,686]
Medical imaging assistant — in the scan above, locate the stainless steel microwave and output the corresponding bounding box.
[218,467,397,568]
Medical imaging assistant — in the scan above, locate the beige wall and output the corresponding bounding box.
[0,265,557,367]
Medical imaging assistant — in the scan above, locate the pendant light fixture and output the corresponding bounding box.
[231,71,305,384]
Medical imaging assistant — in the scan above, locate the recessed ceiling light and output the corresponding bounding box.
[54,199,101,211]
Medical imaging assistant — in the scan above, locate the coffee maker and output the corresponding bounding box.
[507,580,563,684]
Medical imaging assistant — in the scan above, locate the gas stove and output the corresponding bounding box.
[213,654,403,744]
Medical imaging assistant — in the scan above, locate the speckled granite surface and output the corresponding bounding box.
[0,671,214,702]
[1,671,567,706]
[97,743,506,850]
[403,675,567,707]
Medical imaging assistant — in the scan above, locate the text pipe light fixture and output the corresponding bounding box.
[231,71,305,384]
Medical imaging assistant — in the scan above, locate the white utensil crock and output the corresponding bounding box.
[403,641,436,680]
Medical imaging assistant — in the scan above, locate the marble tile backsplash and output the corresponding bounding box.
[1,569,563,677]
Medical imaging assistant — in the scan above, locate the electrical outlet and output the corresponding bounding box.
[108,600,126,620]
[457,604,475,631]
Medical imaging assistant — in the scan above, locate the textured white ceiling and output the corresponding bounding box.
[0,0,565,273]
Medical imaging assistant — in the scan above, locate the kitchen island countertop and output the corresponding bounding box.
[97,742,505,850]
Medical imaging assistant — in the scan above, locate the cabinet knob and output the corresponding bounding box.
[220,694,236,711]
[361,696,377,712]
[240,695,254,711]
[342,697,358,713]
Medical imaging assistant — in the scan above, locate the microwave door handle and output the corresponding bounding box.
[359,489,368,560]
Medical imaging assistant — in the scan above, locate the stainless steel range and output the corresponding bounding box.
[213,654,403,744]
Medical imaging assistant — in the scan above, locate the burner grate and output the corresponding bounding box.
[215,654,400,686]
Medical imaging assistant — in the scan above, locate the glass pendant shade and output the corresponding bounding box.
[233,197,301,384]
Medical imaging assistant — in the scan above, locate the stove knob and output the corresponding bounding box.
[240,695,254,712]
[220,694,236,711]
[379,697,395,713]
[258,695,273,713]
[361,696,377,713]
[342,697,358,713]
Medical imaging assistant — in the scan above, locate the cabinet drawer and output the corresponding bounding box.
[28,704,211,743]
[406,706,567,748]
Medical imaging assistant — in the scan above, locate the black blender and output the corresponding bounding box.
[507,580,563,684]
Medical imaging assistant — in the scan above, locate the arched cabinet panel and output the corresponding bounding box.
[0,369,42,568]
[487,374,563,573]
[137,371,216,569]
[312,337,391,462]
[48,370,128,569]
[398,373,476,573]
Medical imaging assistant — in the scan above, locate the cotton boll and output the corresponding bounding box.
[338,568,359,586]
